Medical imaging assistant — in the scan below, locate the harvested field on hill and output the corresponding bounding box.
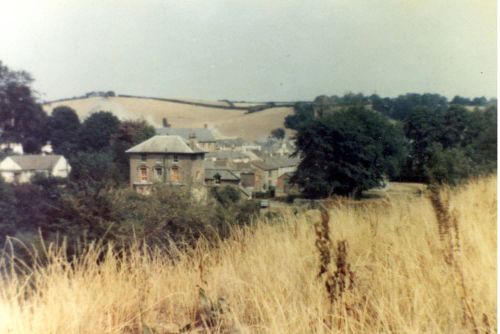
[43,97,295,140]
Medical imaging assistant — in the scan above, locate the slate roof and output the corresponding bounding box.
[204,160,216,169]
[155,128,217,142]
[252,156,300,170]
[7,155,62,171]
[126,135,204,154]
[205,151,248,160]
[232,162,254,172]
[215,138,245,147]
[205,168,240,181]
[251,161,275,171]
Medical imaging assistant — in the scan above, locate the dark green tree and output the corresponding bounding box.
[78,111,120,152]
[472,105,497,171]
[270,127,285,139]
[424,144,473,184]
[47,106,81,157]
[471,96,488,106]
[291,107,406,198]
[451,95,471,105]
[284,102,315,130]
[111,119,155,183]
[0,61,48,153]
[389,93,448,121]
[403,105,497,183]
[69,151,121,186]
[0,177,17,238]
[370,94,393,115]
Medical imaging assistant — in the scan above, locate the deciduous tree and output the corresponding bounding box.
[291,107,406,198]
[0,61,48,153]
[78,111,120,152]
[47,106,81,157]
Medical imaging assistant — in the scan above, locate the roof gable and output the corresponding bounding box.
[0,157,22,170]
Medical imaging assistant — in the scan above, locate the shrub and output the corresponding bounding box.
[47,184,260,250]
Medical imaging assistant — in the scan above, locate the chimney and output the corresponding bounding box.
[188,132,198,150]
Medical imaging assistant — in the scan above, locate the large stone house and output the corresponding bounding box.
[0,154,71,183]
[126,135,205,193]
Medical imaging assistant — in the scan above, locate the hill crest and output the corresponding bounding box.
[43,96,295,141]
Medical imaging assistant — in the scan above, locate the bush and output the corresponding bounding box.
[107,185,219,245]
[47,184,260,250]
[210,186,241,206]
[0,178,17,239]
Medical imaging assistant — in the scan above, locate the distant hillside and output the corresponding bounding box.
[42,96,295,141]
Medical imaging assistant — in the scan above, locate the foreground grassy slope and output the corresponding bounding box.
[0,177,496,333]
[43,97,294,140]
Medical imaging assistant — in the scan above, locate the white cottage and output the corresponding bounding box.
[0,155,71,183]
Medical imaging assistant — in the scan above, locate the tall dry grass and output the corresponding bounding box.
[0,176,496,333]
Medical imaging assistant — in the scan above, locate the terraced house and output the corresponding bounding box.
[126,135,205,194]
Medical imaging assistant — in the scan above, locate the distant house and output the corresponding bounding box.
[205,151,251,163]
[260,139,296,157]
[0,155,71,183]
[276,172,298,195]
[204,168,252,199]
[126,135,205,194]
[156,128,218,152]
[215,138,246,151]
[251,156,300,191]
[230,162,264,192]
[204,168,240,186]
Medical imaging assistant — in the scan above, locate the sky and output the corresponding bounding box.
[0,0,497,102]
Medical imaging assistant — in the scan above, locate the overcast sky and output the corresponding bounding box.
[0,0,496,101]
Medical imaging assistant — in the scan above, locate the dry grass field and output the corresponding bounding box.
[43,97,294,141]
[0,176,496,333]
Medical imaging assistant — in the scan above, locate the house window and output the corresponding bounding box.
[141,154,147,162]
[154,166,163,180]
[173,154,179,162]
[139,167,148,182]
[170,166,181,182]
